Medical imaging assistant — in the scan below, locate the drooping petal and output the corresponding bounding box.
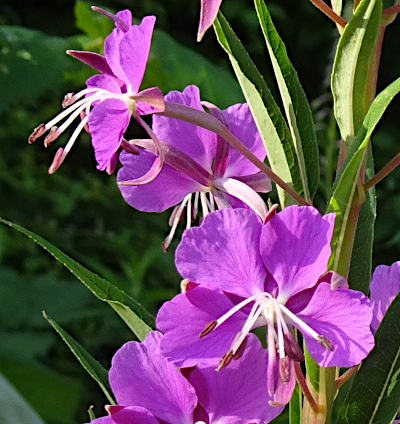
[117,149,204,212]
[157,286,247,368]
[86,74,122,94]
[296,282,374,368]
[370,262,400,332]
[189,334,284,423]
[197,0,223,41]
[135,87,165,115]
[119,16,156,93]
[260,206,335,302]
[88,99,130,171]
[67,50,113,75]
[222,103,266,177]
[109,331,197,424]
[152,85,216,171]
[213,176,268,221]
[176,208,266,297]
[84,406,159,424]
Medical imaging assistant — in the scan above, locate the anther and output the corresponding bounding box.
[44,127,60,147]
[279,356,291,383]
[28,123,46,143]
[317,335,334,351]
[62,93,75,108]
[283,332,304,362]
[48,147,65,174]
[199,320,217,338]
[232,333,248,360]
[216,350,233,371]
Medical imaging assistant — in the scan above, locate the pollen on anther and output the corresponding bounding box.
[28,123,46,143]
[199,320,217,338]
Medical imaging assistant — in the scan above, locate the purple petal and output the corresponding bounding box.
[153,85,216,171]
[296,282,374,367]
[109,331,197,424]
[197,0,223,41]
[119,16,156,93]
[213,177,268,221]
[104,27,128,83]
[370,262,400,332]
[117,149,203,212]
[85,406,159,424]
[222,103,266,177]
[189,335,284,423]
[88,99,129,171]
[86,74,122,93]
[135,87,165,115]
[176,208,266,297]
[115,10,132,30]
[67,50,113,75]
[260,206,335,301]
[156,286,247,368]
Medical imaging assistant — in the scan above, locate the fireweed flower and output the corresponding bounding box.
[117,85,270,250]
[197,0,223,41]
[29,8,164,175]
[370,261,400,332]
[85,331,283,424]
[156,206,375,404]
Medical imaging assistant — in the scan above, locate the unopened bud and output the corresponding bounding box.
[28,123,46,143]
[48,147,65,174]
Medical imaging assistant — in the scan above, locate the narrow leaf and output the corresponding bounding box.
[213,13,302,207]
[0,372,45,424]
[254,0,319,201]
[43,311,114,404]
[331,0,382,146]
[0,218,153,340]
[336,293,400,424]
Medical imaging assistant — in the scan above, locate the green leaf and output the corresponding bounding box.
[43,311,114,404]
[336,293,400,424]
[0,218,154,340]
[213,12,301,208]
[254,0,319,201]
[0,358,82,424]
[0,26,78,115]
[74,0,113,39]
[143,29,244,108]
[331,0,382,146]
[289,384,302,424]
[328,76,400,276]
[0,372,45,424]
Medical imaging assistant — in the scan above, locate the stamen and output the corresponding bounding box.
[28,123,46,143]
[63,115,89,156]
[232,333,248,360]
[162,194,191,251]
[62,93,74,108]
[199,320,217,338]
[231,303,263,354]
[216,350,234,371]
[48,148,65,174]
[317,335,334,351]
[186,194,192,229]
[214,294,257,329]
[283,332,304,362]
[193,192,199,219]
[200,192,209,217]
[44,127,60,147]
[279,356,291,383]
[207,191,215,212]
[274,303,286,359]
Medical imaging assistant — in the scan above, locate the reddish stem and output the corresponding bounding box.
[294,361,319,413]
[335,366,358,389]
[364,152,400,190]
[309,0,347,28]
[383,4,400,16]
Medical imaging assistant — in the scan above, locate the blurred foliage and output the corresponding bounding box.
[0,0,399,423]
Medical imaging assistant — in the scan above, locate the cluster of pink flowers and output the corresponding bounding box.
[29,6,400,424]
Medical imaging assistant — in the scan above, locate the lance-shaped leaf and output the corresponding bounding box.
[336,293,400,424]
[331,0,382,146]
[328,76,400,278]
[254,0,319,202]
[213,13,302,208]
[43,311,114,404]
[0,372,45,424]
[0,218,153,340]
